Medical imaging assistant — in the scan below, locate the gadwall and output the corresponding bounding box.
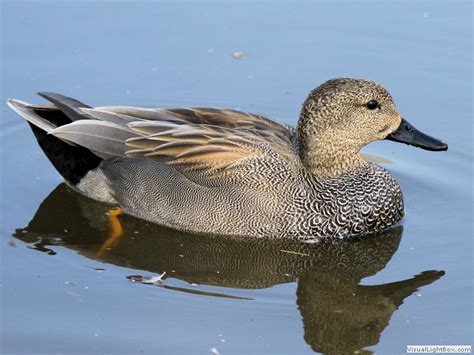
[7,78,447,239]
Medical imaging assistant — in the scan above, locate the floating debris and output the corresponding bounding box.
[302,237,321,244]
[66,291,82,298]
[210,347,220,355]
[280,249,309,257]
[82,265,105,272]
[127,271,167,285]
[128,275,145,283]
[231,51,248,60]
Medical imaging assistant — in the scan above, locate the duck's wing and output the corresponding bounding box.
[40,98,297,183]
[123,118,295,175]
[95,106,295,148]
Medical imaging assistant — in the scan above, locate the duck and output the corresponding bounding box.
[7,78,447,239]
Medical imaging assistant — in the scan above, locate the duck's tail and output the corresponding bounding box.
[7,93,102,186]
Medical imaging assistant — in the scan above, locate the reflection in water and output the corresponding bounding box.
[12,184,444,354]
[297,271,443,355]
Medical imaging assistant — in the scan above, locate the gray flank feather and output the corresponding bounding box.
[94,106,189,123]
[79,108,142,126]
[50,120,137,157]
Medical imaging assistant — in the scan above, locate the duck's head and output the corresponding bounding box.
[297,78,447,177]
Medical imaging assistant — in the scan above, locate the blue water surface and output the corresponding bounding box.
[1,1,472,354]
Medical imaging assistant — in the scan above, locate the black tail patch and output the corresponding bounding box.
[28,112,101,185]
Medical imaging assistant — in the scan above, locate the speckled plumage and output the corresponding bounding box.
[8,78,412,239]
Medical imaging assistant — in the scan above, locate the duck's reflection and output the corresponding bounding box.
[13,184,444,354]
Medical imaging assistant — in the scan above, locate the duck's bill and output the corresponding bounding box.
[386,118,448,151]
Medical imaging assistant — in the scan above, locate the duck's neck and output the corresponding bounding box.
[297,133,367,178]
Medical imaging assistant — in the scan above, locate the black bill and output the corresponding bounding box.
[386,118,448,151]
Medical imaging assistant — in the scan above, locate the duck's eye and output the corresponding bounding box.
[366,100,379,110]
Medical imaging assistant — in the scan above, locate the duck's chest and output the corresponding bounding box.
[288,165,404,238]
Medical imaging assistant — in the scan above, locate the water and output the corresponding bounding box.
[1,1,472,354]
